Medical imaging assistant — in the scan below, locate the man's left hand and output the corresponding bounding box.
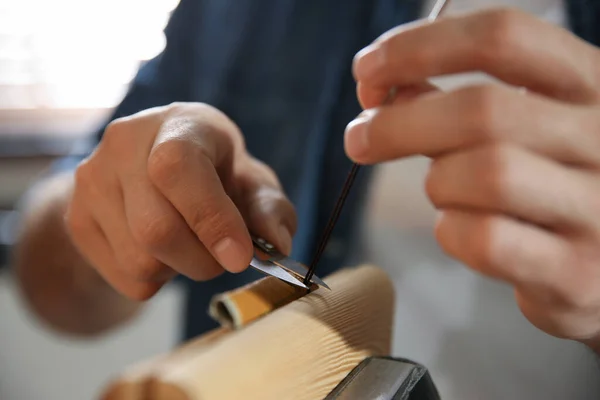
[347,8,600,351]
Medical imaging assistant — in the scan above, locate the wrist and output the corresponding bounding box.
[14,173,141,336]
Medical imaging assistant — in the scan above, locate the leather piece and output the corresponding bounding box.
[208,276,309,329]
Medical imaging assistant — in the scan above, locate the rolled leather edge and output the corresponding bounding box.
[208,276,312,329]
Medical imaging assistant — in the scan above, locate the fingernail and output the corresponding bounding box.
[353,45,382,81]
[213,237,249,273]
[345,117,371,159]
[278,225,293,255]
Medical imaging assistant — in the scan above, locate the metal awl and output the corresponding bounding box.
[303,0,450,286]
[248,235,330,290]
[249,0,450,290]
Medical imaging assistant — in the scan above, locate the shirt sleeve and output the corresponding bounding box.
[48,0,197,175]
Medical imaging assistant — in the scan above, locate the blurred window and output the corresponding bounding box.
[0,0,180,138]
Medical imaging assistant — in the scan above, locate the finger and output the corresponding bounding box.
[232,157,297,255]
[93,185,177,283]
[515,289,600,341]
[425,143,595,231]
[353,8,600,104]
[65,200,164,301]
[147,118,253,273]
[101,110,225,281]
[75,157,176,283]
[345,84,600,166]
[435,209,571,294]
[121,176,225,281]
[357,81,438,110]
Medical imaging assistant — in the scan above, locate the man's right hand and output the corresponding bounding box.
[65,102,296,300]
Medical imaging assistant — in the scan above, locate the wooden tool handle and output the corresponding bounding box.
[101,265,395,400]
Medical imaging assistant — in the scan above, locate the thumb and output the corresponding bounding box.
[232,158,297,256]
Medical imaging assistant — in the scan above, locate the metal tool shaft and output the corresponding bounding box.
[303,0,449,285]
[304,163,361,285]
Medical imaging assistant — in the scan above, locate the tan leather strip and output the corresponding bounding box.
[208,276,310,329]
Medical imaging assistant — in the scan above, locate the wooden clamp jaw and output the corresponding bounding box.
[99,265,395,400]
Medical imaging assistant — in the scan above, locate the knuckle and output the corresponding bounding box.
[375,40,393,72]
[130,215,178,250]
[479,144,516,200]
[424,162,444,205]
[556,250,600,310]
[461,85,507,141]
[254,185,289,205]
[236,157,282,193]
[470,217,506,271]
[73,159,101,196]
[104,110,162,155]
[190,201,231,244]
[74,159,92,186]
[249,187,298,231]
[376,37,414,74]
[102,119,128,148]
[475,8,523,66]
[122,250,164,281]
[433,213,507,272]
[365,109,385,141]
[167,101,209,116]
[147,140,194,186]
[165,102,243,147]
[166,101,187,112]
[103,119,123,140]
[100,118,137,162]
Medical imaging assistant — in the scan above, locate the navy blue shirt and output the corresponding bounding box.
[73,0,424,340]
[51,0,599,340]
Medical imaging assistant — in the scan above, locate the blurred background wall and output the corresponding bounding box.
[0,1,187,398]
[1,1,599,399]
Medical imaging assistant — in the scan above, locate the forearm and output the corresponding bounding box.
[12,172,142,336]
